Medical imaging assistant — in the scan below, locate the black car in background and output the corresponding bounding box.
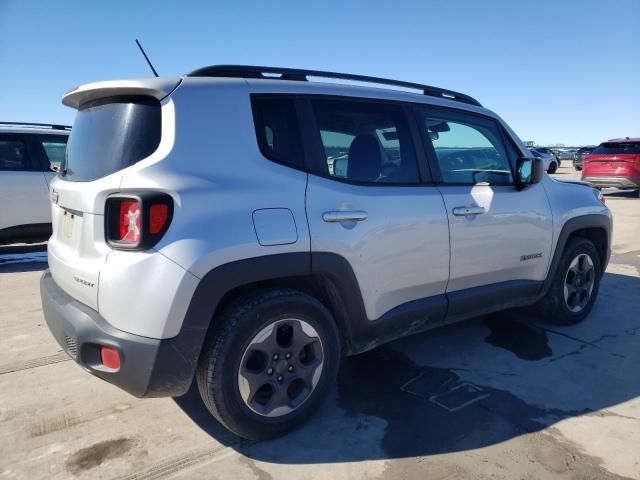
[535,147,556,159]
[574,146,596,170]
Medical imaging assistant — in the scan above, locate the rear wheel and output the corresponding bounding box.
[196,288,340,440]
[538,238,602,325]
[547,162,558,174]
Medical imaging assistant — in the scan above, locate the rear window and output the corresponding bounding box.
[63,96,161,181]
[592,142,640,155]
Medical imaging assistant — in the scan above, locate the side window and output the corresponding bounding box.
[417,109,514,185]
[252,97,304,169]
[40,135,68,171]
[0,136,31,171]
[311,99,419,184]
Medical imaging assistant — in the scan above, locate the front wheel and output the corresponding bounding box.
[538,238,602,325]
[196,288,340,440]
[547,162,558,174]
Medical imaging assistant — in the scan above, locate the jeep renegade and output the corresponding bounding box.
[41,66,612,439]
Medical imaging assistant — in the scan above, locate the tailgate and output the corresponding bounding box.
[48,77,180,310]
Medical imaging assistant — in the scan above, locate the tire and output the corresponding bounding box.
[575,166,582,171]
[538,237,602,326]
[547,162,558,174]
[196,288,340,440]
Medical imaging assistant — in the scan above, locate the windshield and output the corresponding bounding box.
[63,96,161,182]
[592,142,640,155]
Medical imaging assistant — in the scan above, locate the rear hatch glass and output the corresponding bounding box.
[592,142,640,155]
[63,95,161,182]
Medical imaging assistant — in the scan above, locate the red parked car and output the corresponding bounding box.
[582,137,640,196]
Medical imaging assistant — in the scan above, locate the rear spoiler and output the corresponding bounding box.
[62,77,182,109]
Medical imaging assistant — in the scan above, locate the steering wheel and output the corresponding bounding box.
[472,170,512,184]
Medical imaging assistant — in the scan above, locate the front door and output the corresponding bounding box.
[413,106,552,317]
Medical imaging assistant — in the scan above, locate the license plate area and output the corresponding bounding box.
[62,210,75,239]
[58,207,83,248]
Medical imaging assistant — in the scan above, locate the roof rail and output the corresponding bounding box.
[0,121,71,131]
[188,65,482,107]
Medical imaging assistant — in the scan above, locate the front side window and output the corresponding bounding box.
[311,99,419,184]
[417,108,514,185]
[0,137,31,171]
[252,97,304,169]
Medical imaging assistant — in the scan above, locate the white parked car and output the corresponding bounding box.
[0,123,69,244]
[41,66,611,440]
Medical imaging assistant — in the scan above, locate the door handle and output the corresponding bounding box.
[452,206,485,216]
[322,210,368,223]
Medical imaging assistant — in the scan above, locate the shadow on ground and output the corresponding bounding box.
[0,243,48,273]
[602,189,640,199]
[175,269,640,463]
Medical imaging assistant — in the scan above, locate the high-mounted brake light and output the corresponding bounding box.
[106,193,173,250]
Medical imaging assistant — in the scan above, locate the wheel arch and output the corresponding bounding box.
[171,252,367,394]
[541,214,612,298]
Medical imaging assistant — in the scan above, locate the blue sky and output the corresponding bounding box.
[1,0,638,146]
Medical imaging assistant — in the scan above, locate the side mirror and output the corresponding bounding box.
[515,157,544,190]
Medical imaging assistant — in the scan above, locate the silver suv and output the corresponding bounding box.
[41,66,612,440]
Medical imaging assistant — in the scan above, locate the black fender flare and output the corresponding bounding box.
[539,213,612,298]
[146,252,312,397]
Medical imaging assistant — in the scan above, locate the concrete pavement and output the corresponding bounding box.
[1,164,638,479]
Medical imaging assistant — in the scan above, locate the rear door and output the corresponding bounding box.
[0,133,51,232]
[304,96,450,323]
[413,106,553,318]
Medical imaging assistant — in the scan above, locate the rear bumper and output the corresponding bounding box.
[40,270,195,397]
[582,176,640,189]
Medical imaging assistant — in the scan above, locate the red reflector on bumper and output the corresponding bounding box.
[100,346,121,370]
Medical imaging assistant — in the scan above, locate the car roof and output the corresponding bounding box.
[0,122,70,136]
[188,65,483,107]
[604,137,640,143]
[240,77,494,117]
[0,127,70,136]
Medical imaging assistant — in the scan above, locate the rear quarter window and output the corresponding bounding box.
[40,135,68,170]
[252,96,305,170]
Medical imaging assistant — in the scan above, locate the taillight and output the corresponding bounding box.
[106,192,173,250]
[149,204,169,234]
[119,200,141,243]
